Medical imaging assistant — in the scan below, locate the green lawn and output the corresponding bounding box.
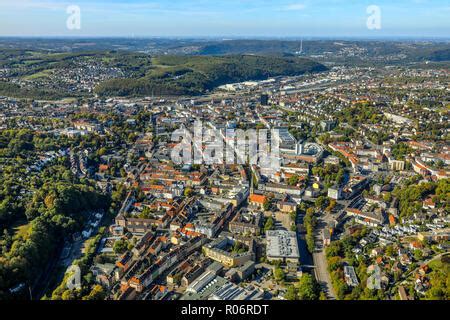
[13,222,32,240]
[427,255,449,270]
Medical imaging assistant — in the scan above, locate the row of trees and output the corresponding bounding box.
[284,274,323,300]
[304,208,317,253]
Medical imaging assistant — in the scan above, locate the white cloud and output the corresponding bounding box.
[281,3,306,11]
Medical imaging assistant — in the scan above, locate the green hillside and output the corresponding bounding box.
[94,55,327,97]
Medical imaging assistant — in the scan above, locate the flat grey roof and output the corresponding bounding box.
[265,230,299,259]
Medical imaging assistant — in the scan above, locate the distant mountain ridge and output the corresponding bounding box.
[419,48,450,62]
[194,40,450,62]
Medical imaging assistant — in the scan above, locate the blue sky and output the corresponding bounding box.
[0,0,449,38]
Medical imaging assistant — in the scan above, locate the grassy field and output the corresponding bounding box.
[427,254,450,270]
[12,222,32,241]
[23,69,52,80]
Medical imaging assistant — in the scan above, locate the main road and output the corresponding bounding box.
[312,215,337,300]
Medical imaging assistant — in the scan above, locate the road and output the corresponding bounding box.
[312,215,337,300]
[31,244,63,300]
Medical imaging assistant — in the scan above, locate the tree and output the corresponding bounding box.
[44,193,56,209]
[306,233,315,253]
[425,258,450,300]
[113,239,129,254]
[263,217,274,232]
[184,187,193,197]
[139,207,154,219]
[383,192,392,203]
[61,289,77,300]
[413,250,423,261]
[297,273,320,300]
[391,142,413,160]
[336,169,345,184]
[263,198,271,211]
[97,147,107,156]
[232,241,246,254]
[384,245,395,257]
[288,175,299,186]
[327,256,342,272]
[82,285,106,300]
[316,196,328,209]
[304,207,317,253]
[274,267,285,282]
[326,199,336,212]
[284,285,297,300]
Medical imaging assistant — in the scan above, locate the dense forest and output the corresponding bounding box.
[0,128,111,299]
[0,179,109,299]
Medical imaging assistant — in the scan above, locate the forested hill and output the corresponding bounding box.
[419,48,450,62]
[94,55,327,97]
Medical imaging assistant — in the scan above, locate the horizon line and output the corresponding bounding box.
[1,35,449,41]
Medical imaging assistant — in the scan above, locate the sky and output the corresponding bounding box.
[0,0,449,38]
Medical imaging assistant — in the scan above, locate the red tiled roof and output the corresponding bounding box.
[249,194,267,204]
